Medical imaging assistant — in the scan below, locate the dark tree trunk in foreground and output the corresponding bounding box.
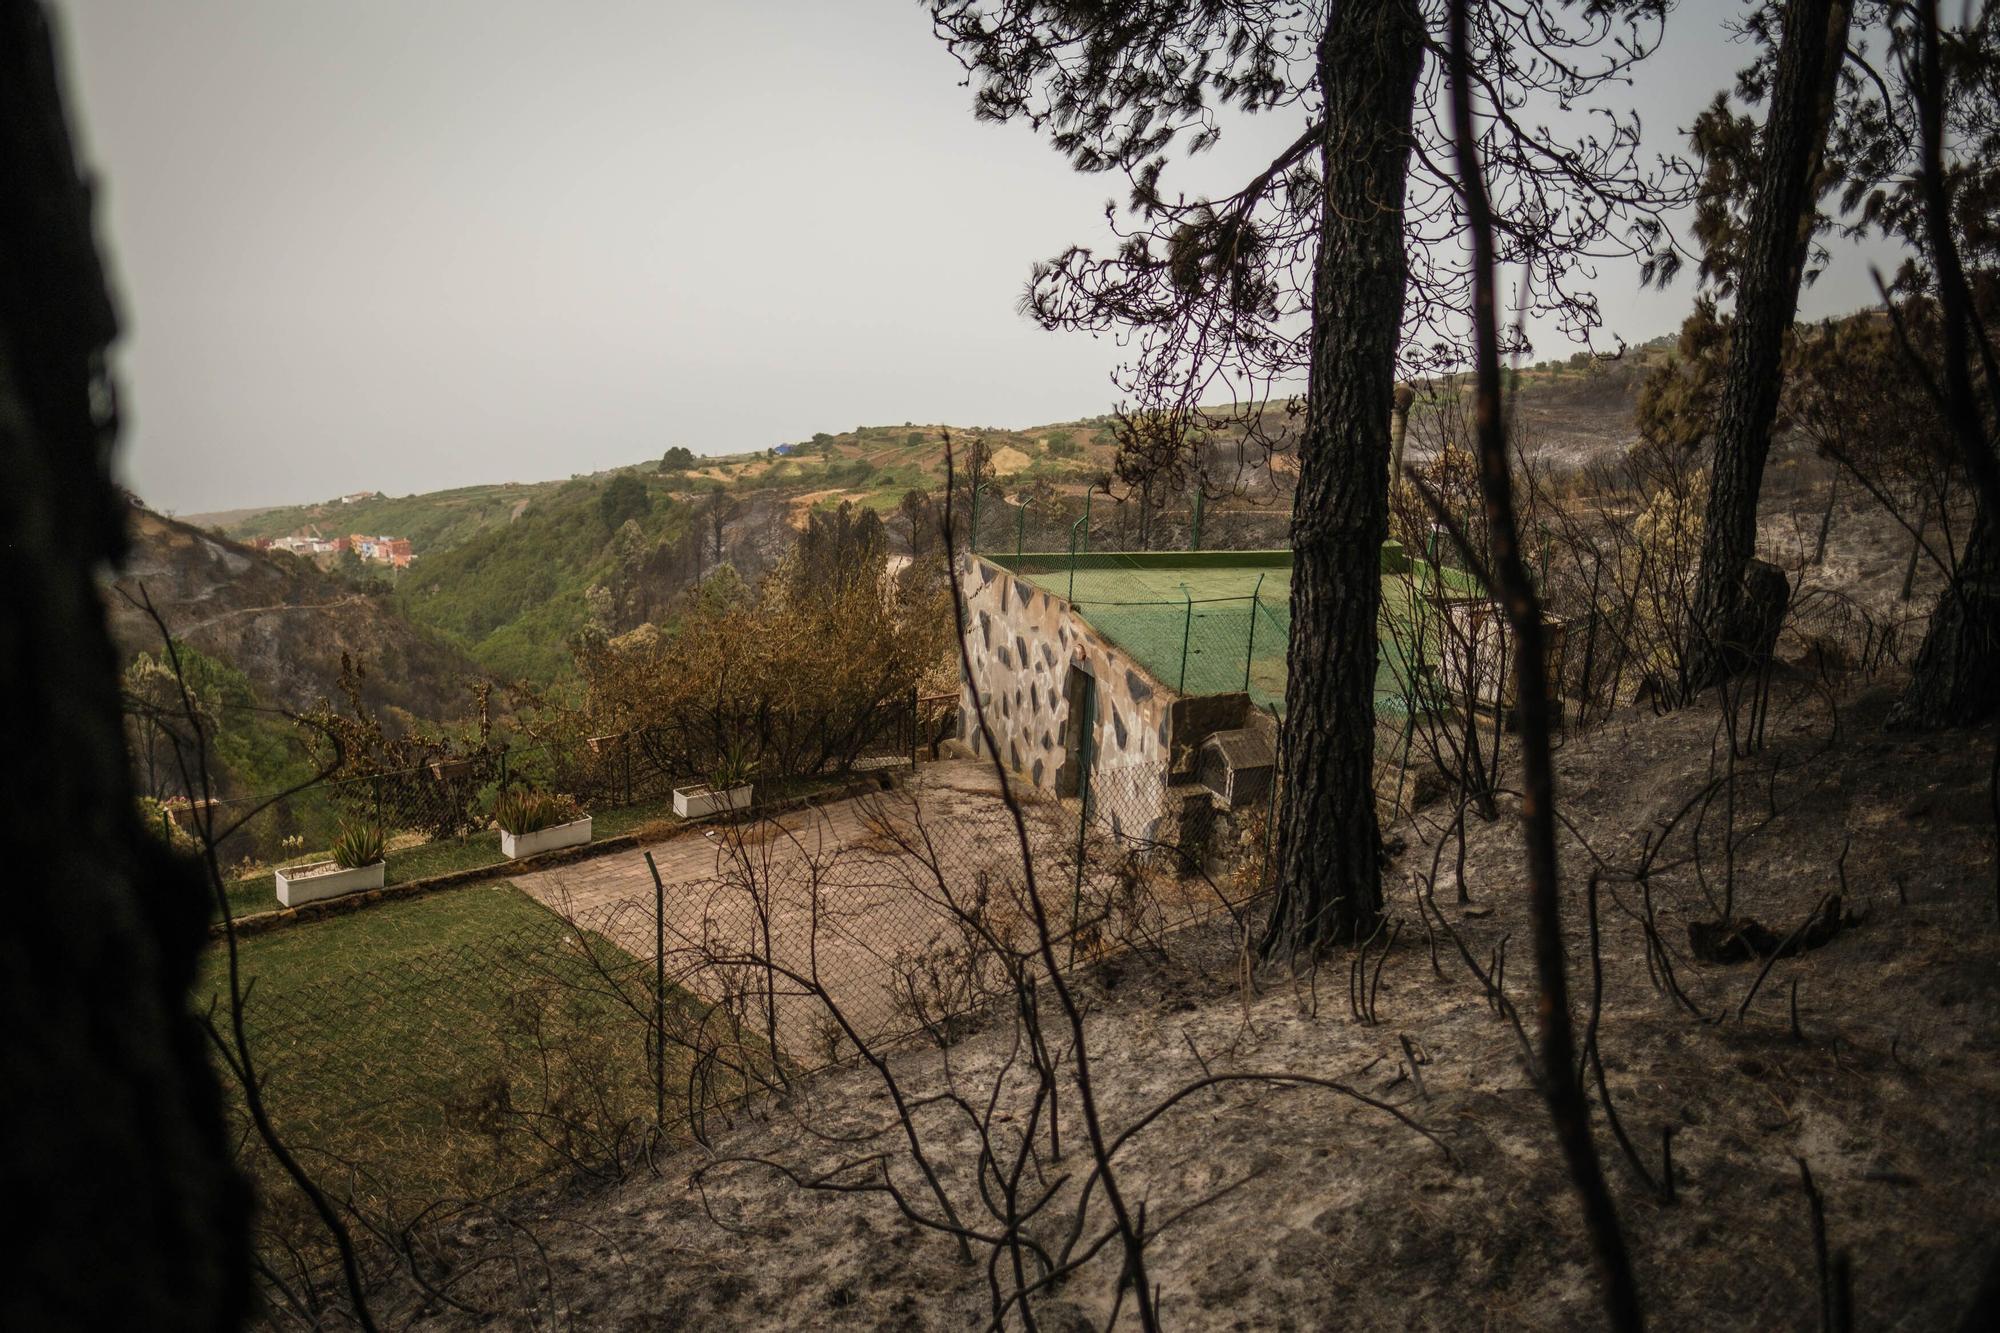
[0,4,249,1326]
[1892,509,2000,726]
[1681,0,1849,696]
[1444,1,1641,1317]
[1265,0,1424,954]
[1890,0,2000,730]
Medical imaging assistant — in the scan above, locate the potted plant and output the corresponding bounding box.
[495,788,592,859]
[275,820,387,908]
[673,740,757,819]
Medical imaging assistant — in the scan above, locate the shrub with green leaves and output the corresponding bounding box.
[136,796,200,854]
[492,788,584,836]
[331,821,386,869]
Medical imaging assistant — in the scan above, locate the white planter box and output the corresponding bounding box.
[275,859,386,908]
[673,782,753,818]
[501,815,593,860]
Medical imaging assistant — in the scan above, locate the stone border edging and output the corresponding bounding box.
[208,770,902,941]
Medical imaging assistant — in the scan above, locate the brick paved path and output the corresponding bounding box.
[508,760,1084,1053]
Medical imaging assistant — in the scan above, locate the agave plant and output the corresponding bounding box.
[330,820,386,869]
[710,736,759,792]
[492,788,583,836]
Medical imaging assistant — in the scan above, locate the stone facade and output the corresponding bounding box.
[958,554,1179,836]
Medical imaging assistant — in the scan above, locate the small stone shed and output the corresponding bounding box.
[956,540,1487,849]
[956,551,1278,843]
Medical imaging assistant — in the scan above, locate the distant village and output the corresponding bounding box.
[244,489,415,569]
[254,529,414,569]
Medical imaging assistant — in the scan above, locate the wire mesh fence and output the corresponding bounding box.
[211,753,1273,1290]
[180,696,927,896]
[983,546,1471,719]
[967,489,1296,559]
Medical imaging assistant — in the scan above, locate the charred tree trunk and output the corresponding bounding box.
[1900,492,1930,600]
[1265,0,1423,955]
[1813,473,1837,564]
[1892,493,2000,727]
[0,5,249,1325]
[1890,0,2000,730]
[1681,0,1849,696]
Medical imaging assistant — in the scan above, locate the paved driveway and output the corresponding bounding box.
[509,760,1086,1054]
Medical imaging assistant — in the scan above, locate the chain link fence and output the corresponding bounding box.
[178,696,926,900]
[212,753,1272,1295]
[983,546,1461,719]
[968,488,1295,560]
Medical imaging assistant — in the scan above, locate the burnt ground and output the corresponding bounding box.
[374,667,2000,1332]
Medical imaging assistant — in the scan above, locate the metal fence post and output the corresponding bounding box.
[1243,572,1265,693]
[1081,488,1092,554]
[622,733,633,806]
[1190,489,1204,551]
[1390,701,1416,820]
[1067,517,1087,604]
[1066,678,1097,969]
[1179,586,1193,692]
[1262,703,1282,891]
[645,851,666,1135]
[1015,502,1026,558]
[1070,760,1091,971]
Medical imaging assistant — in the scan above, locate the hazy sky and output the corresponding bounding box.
[60,0,1901,514]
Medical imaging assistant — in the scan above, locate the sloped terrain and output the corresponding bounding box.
[178,374,1652,694]
[372,675,2000,1331]
[105,503,489,724]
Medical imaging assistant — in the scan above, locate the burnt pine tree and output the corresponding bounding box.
[0,2,249,1323]
[1273,0,1425,948]
[930,0,1687,950]
[1659,0,2000,720]
[1889,0,2000,727]
[1678,0,1853,697]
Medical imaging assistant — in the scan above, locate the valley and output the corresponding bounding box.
[172,360,1664,694]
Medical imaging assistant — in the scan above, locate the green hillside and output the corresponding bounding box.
[205,415,1131,555]
[105,504,499,805]
[215,480,564,554]
[199,419,1138,686]
[192,374,1641,689]
[392,470,697,682]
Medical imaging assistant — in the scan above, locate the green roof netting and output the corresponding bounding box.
[990,548,1481,718]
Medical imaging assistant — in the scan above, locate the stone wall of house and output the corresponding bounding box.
[957,554,1176,837]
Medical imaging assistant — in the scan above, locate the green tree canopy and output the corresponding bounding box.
[597,473,652,531]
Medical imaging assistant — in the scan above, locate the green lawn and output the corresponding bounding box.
[204,878,565,985]
[203,882,729,1262]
